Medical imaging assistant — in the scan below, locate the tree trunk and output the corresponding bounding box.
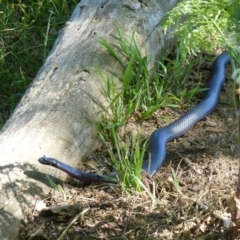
[0,0,181,237]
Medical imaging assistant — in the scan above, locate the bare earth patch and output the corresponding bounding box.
[20,61,240,239]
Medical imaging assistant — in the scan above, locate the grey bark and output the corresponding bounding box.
[0,0,182,238]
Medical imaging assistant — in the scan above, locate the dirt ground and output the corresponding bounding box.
[20,58,240,239]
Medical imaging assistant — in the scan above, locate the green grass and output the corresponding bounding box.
[0,0,77,129]
[95,27,205,192]
[98,28,205,123]
[46,175,67,200]
[161,0,235,57]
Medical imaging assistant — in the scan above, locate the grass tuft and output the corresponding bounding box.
[95,27,203,192]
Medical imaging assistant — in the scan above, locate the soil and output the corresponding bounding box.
[20,56,240,240]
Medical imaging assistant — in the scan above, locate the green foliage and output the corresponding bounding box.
[227,1,240,66]
[98,28,187,125]
[161,0,235,57]
[46,175,66,200]
[171,168,183,195]
[96,28,202,192]
[0,0,77,128]
[100,128,147,192]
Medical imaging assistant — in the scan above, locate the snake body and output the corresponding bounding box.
[143,51,231,175]
[38,156,118,183]
[39,51,231,182]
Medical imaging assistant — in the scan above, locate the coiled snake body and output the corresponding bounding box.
[39,51,231,183]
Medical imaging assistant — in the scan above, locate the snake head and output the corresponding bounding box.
[38,155,47,164]
[38,155,58,167]
[38,155,49,164]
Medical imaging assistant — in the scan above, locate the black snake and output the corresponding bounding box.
[39,51,231,183]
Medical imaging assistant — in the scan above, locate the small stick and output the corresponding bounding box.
[57,208,90,240]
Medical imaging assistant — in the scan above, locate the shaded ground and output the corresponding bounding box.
[20,57,240,239]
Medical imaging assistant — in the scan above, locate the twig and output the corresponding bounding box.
[57,208,90,240]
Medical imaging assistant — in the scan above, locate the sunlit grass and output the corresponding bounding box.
[95,27,203,192]
[0,0,77,129]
